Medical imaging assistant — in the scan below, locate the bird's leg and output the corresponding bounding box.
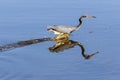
[55,33,70,43]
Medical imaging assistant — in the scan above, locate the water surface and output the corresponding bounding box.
[0,0,120,80]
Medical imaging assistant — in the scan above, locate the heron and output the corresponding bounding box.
[47,14,96,35]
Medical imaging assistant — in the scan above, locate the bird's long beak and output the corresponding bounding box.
[87,15,96,18]
[91,16,96,18]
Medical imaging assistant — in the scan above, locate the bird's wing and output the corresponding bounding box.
[48,25,75,33]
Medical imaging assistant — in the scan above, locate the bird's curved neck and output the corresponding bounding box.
[76,17,83,29]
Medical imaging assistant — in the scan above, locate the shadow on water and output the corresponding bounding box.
[0,37,54,52]
[0,37,98,59]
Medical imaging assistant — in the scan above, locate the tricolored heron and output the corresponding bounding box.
[47,14,96,35]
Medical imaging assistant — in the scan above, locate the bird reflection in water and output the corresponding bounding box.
[50,34,99,59]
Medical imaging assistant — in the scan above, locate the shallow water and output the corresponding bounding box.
[0,0,120,80]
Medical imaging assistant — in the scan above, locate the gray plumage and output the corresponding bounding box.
[47,14,96,35]
[48,25,76,34]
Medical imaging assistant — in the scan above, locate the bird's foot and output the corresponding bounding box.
[55,33,70,43]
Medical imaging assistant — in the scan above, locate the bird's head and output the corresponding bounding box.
[81,14,96,18]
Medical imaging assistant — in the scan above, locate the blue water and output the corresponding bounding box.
[0,0,120,80]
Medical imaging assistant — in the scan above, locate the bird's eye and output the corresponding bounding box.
[82,16,86,18]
